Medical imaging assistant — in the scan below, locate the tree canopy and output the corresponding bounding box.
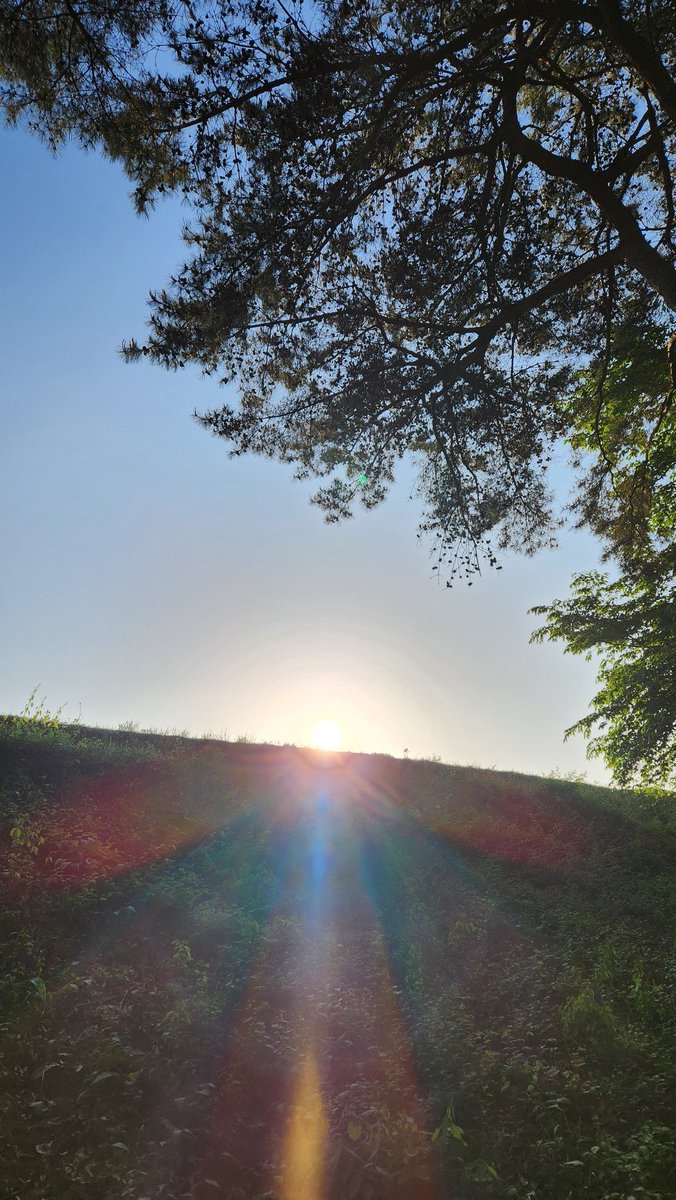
[2,0,674,568]
[1,0,674,779]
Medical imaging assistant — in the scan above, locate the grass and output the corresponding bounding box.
[1,714,675,1199]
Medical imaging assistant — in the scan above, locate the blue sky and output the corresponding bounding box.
[0,125,611,781]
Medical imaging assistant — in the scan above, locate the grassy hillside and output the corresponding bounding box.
[1,715,675,1200]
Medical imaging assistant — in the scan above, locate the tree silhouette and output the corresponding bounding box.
[2,0,674,570]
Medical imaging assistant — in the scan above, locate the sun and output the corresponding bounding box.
[310,719,343,752]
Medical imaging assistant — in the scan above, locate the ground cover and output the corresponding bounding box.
[1,717,675,1199]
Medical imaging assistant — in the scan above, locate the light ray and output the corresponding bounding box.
[28,748,567,1199]
[281,1045,327,1200]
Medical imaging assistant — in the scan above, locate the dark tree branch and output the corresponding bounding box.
[502,76,676,310]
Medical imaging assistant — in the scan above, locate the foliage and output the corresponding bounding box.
[528,306,676,787]
[565,315,675,568]
[4,686,65,734]
[1,723,676,1198]
[530,557,676,787]
[1,0,675,576]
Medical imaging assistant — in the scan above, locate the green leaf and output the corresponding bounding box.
[30,977,47,1001]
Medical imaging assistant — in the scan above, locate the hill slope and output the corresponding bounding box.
[1,717,675,1200]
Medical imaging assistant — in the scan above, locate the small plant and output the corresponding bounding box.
[547,767,588,783]
[14,687,64,732]
[562,985,621,1055]
[9,816,45,856]
[2,689,71,751]
[172,939,192,966]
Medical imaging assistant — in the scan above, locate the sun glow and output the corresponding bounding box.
[310,719,343,752]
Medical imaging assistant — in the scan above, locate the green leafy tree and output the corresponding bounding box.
[532,317,675,787]
[565,315,675,569]
[531,554,675,787]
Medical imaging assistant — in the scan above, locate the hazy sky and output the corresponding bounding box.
[1,126,612,782]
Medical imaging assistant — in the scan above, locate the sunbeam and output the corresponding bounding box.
[281,1045,328,1200]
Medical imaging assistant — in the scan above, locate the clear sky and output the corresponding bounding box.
[0,125,612,782]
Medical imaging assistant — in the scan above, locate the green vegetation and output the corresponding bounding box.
[530,316,675,789]
[2,715,675,1199]
[531,559,676,789]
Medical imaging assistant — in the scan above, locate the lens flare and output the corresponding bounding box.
[310,720,343,751]
[281,1047,327,1200]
